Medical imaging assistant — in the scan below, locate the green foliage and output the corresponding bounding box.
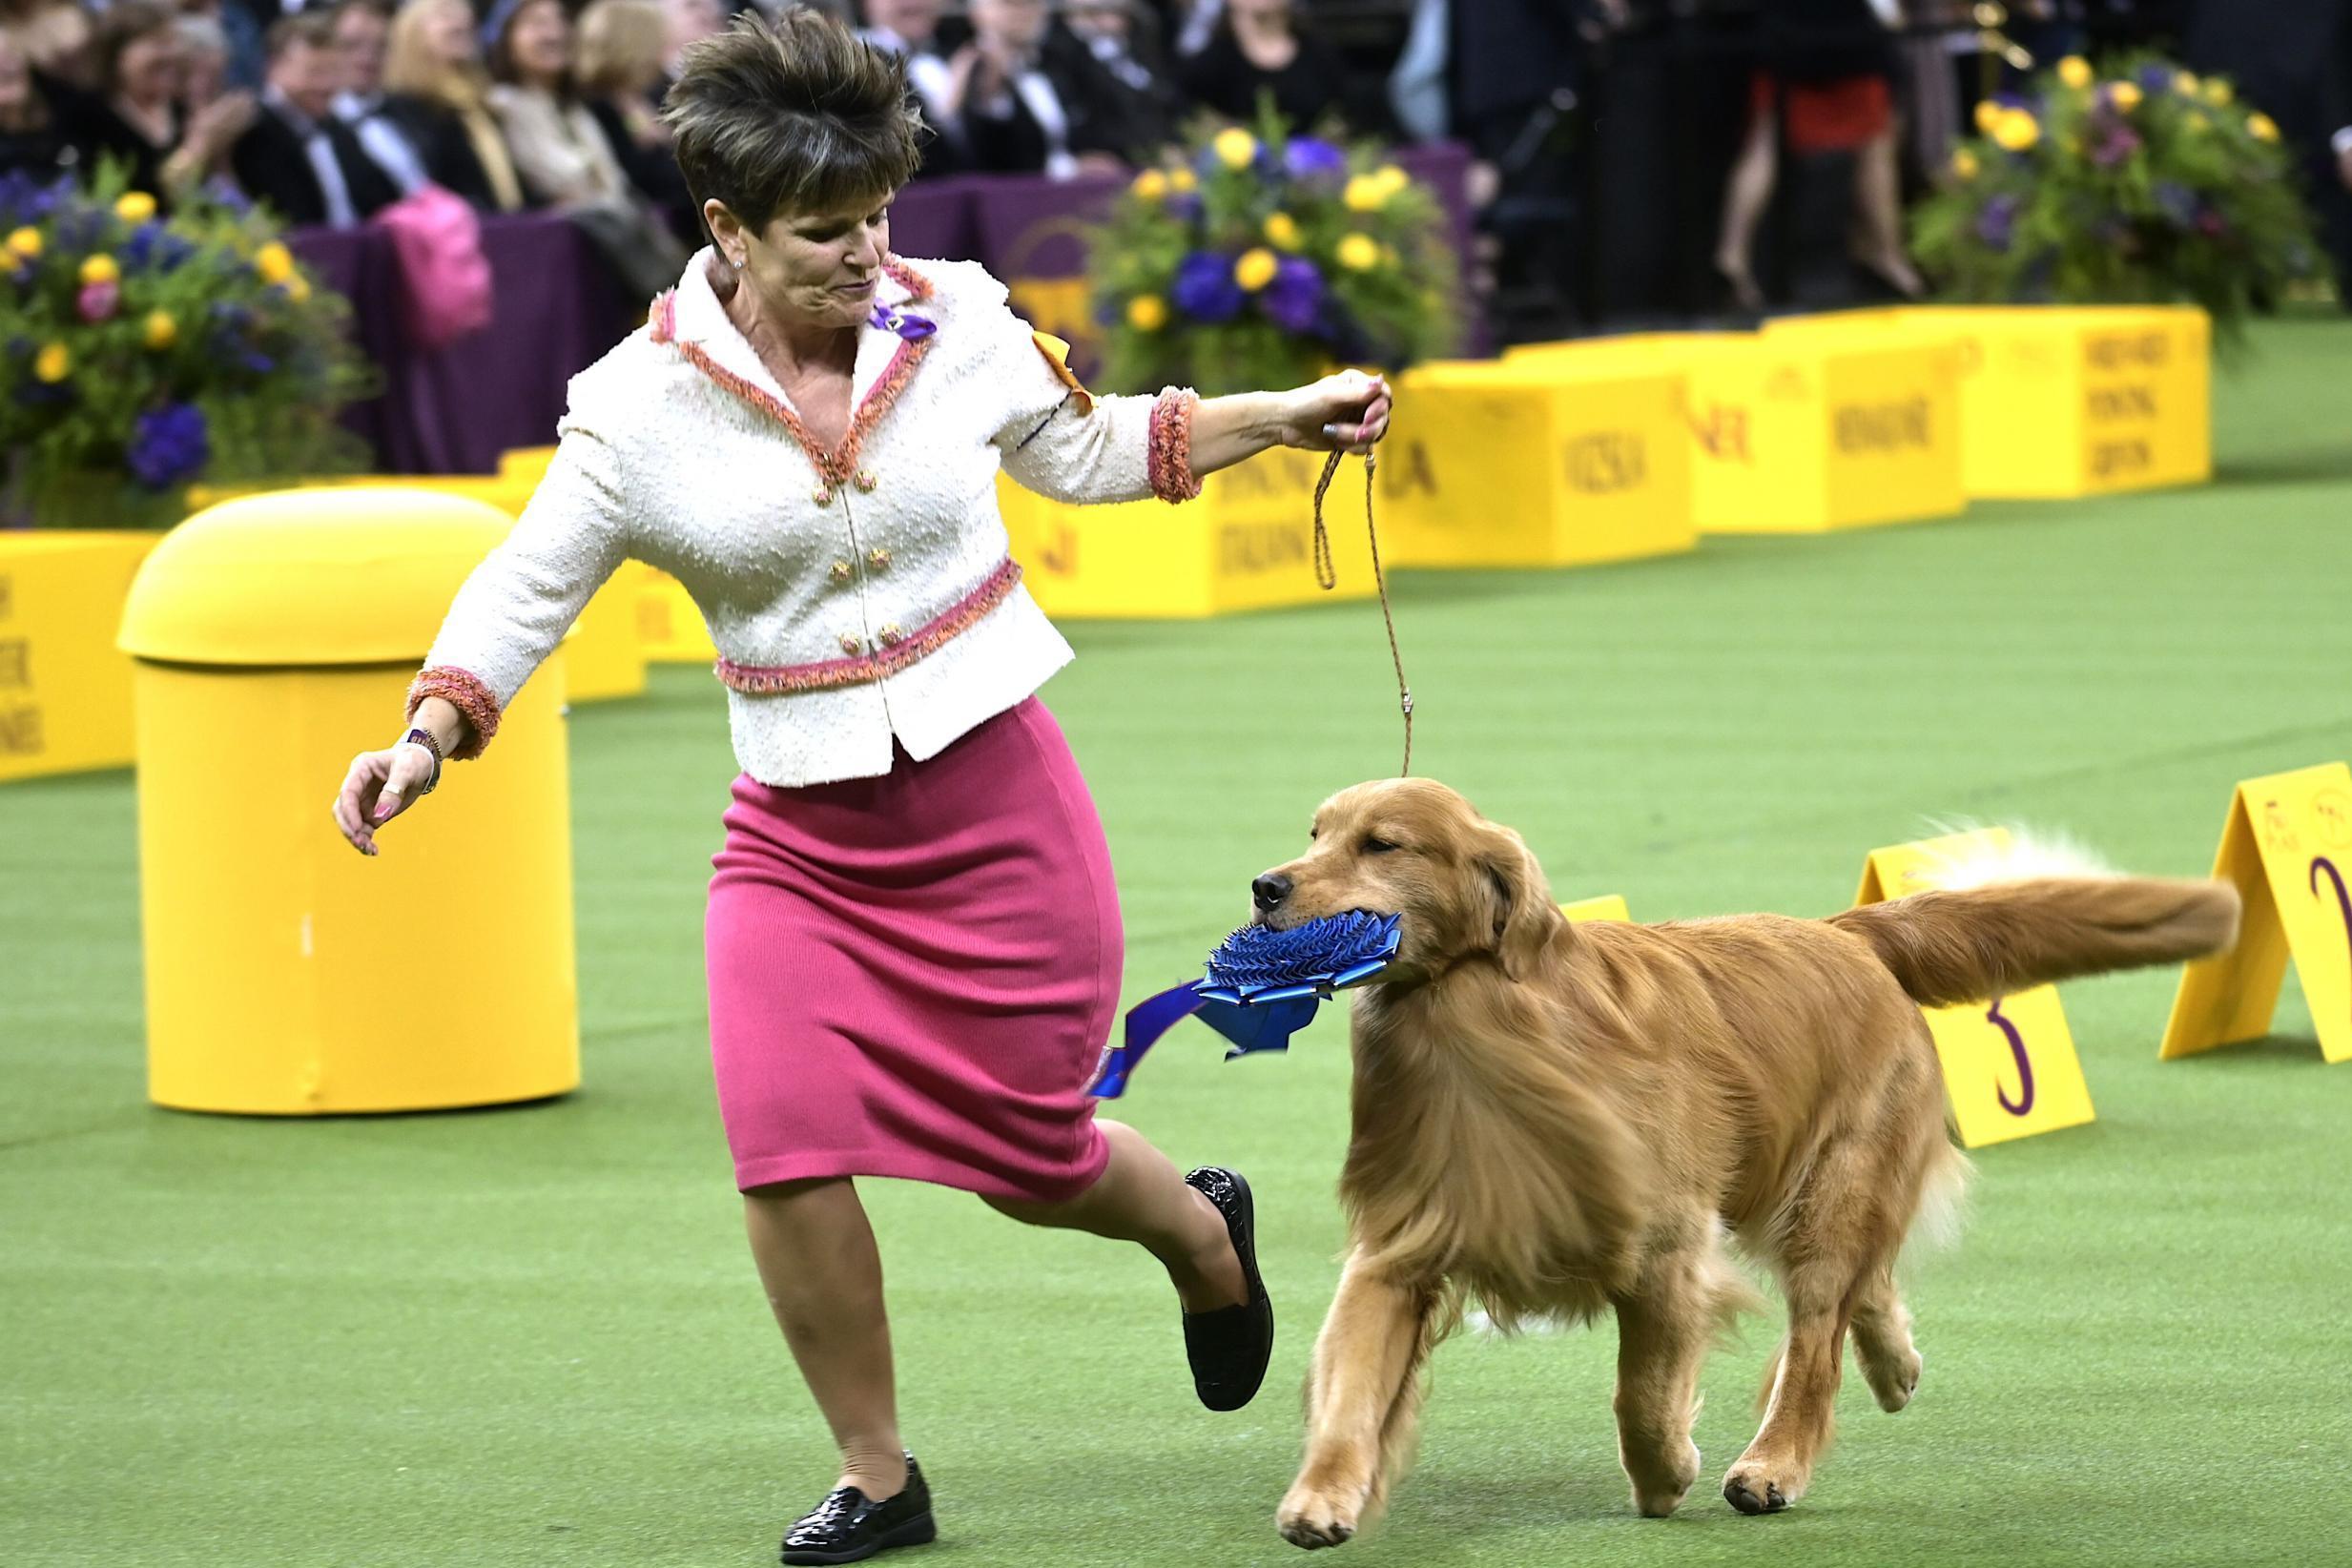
[1086,99,1459,396]
[1911,54,2321,349]
[0,161,374,525]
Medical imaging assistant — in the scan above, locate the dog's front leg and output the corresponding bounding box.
[1278,1248,1434,1551]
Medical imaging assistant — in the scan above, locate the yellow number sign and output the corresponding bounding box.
[1856,829,2096,1147]
[2160,763,2352,1064]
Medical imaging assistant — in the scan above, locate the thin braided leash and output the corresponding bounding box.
[1312,448,1413,777]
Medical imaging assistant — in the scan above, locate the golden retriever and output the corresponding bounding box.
[1255,778,2239,1546]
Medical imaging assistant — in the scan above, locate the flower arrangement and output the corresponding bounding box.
[1911,54,2321,347]
[1,162,373,527]
[1087,105,1458,397]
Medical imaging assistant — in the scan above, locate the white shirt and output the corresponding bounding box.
[413,252,1190,789]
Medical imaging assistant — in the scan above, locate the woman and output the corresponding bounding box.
[1177,0,1375,134]
[380,0,527,213]
[572,0,694,242]
[331,11,1390,1562]
[485,0,686,297]
[78,2,252,202]
[0,24,73,177]
[1714,0,1925,312]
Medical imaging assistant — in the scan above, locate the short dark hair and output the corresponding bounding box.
[265,10,340,62]
[93,2,179,94]
[661,10,921,235]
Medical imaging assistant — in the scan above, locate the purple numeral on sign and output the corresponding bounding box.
[1988,995,2034,1117]
[2314,858,2350,1024]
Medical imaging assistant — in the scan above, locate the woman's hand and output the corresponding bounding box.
[330,741,437,857]
[1276,369,1393,455]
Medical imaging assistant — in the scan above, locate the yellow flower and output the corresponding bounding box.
[2108,80,2142,112]
[284,274,312,302]
[1951,148,1980,180]
[1991,109,2040,152]
[78,254,119,286]
[2174,71,2198,95]
[1212,127,1257,169]
[1973,99,2004,134]
[2057,55,2092,90]
[114,191,157,223]
[34,342,70,382]
[1233,246,1278,291]
[1125,295,1167,331]
[2248,111,2280,142]
[1130,168,1168,201]
[1263,211,1300,249]
[1168,166,1197,194]
[143,310,177,350]
[1342,174,1388,212]
[2202,78,2231,106]
[1335,232,1380,271]
[5,225,38,258]
[1373,163,1409,194]
[255,241,295,284]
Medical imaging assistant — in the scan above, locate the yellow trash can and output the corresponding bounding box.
[116,489,581,1115]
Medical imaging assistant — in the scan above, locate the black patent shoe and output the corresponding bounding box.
[780,1453,936,1566]
[1182,1166,1274,1412]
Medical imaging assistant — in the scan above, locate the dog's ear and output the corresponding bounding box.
[1475,824,1561,980]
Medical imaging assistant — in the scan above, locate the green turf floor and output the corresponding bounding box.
[5,318,2351,1568]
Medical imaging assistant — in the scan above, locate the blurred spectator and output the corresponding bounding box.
[84,2,255,200]
[1063,0,1185,151]
[2183,0,2352,304]
[575,0,694,238]
[1176,0,1372,134]
[0,0,91,86]
[177,13,235,116]
[662,0,722,84]
[946,0,1143,175]
[1,23,76,176]
[856,0,963,159]
[486,0,685,294]
[381,0,527,209]
[1714,0,1922,311]
[334,0,432,193]
[232,11,402,224]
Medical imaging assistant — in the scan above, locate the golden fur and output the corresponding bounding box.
[1263,779,2239,1546]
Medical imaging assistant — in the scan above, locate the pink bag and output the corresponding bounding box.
[374,184,493,353]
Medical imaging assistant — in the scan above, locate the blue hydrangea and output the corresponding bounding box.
[1283,138,1348,182]
[128,403,211,488]
[1171,251,1244,323]
[1261,257,1327,333]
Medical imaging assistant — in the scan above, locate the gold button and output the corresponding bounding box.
[813,486,833,506]
[838,632,863,655]
[877,624,904,647]
[855,469,878,492]
[866,547,892,571]
[830,560,853,584]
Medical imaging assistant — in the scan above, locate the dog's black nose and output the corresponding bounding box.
[1252,873,1294,912]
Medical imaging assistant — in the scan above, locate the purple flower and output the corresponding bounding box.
[128,402,210,488]
[1283,137,1348,182]
[2136,63,2173,93]
[2153,180,2197,226]
[2090,126,2141,167]
[77,280,120,321]
[121,221,191,274]
[1975,194,2020,251]
[868,304,935,340]
[1260,257,1326,333]
[1171,251,1244,323]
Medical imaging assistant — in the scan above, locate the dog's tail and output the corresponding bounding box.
[1828,874,2239,1008]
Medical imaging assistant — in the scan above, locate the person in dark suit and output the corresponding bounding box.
[946,0,1148,175]
[1176,0,1379,134]
[230,11,401,225]
[2184,0,2352,304]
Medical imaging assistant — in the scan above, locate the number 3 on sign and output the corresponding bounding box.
[1856,830,2097,1147]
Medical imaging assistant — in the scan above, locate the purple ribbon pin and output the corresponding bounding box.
[870,304,936,340]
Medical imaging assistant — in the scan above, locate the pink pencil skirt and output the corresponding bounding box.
[705,698,1119,1200]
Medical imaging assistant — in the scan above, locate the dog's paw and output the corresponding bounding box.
[1627,1440,1702,1517]
[1277,1485,1362,1550]
[1722,1459,1804,1516]
[1865,1344,1923,1413]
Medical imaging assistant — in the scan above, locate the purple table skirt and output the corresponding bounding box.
[290,147,1475,476]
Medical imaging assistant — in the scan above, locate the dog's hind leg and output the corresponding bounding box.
[1278,1248,1437,1551]
[1849,1272,1922,1413]
[1614,1228,1758,1518]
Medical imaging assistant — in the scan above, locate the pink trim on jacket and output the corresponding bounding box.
[650,258,936,491]
[714,558,1026,695]
[1147,387,1202,503]
[406,666,501,759]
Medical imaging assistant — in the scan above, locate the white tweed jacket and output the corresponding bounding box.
[408,248,1197,788]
